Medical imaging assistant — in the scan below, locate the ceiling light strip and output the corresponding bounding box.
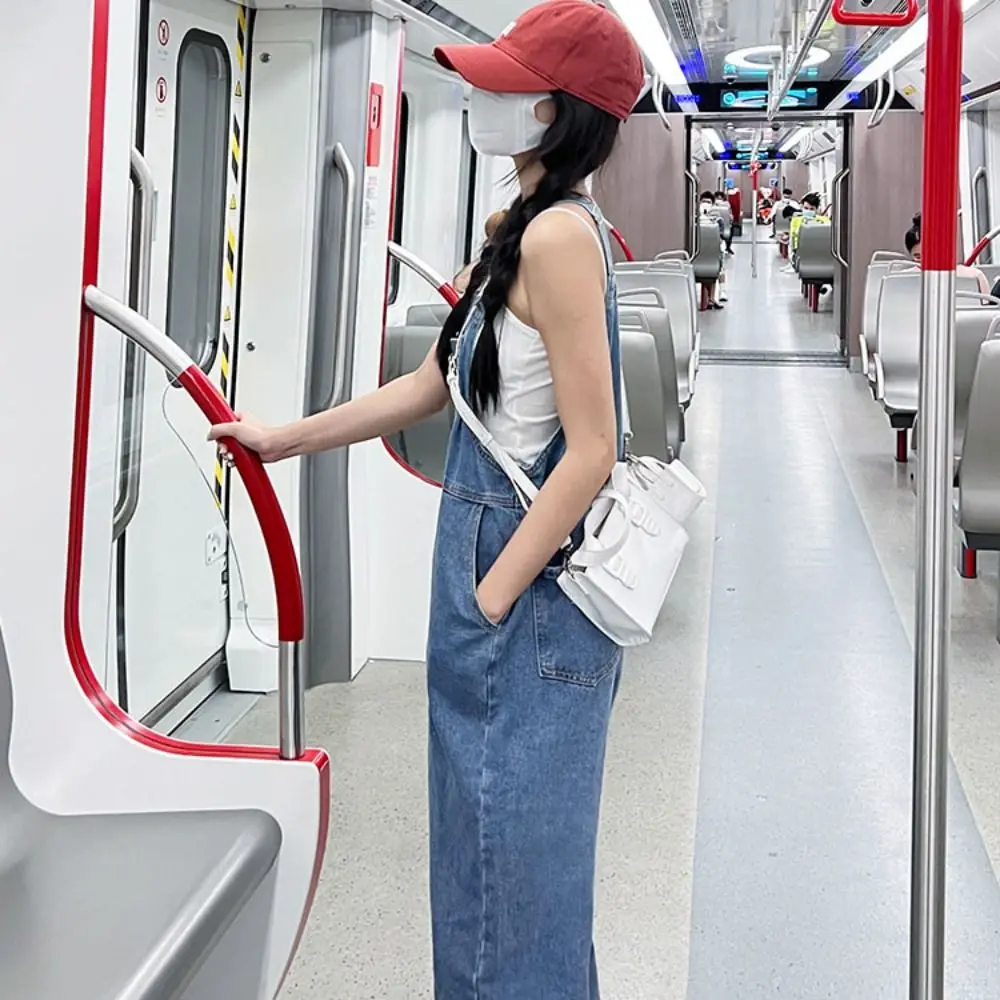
[608,0,694,108]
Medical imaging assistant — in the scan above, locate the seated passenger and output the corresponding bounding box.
[454,210,507,295]
[789,192,829,254]
[906,212,990,293]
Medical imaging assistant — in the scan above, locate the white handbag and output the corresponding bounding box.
[448,359,705,647]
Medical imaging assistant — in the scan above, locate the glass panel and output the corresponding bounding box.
[457,110,479,270]
[166,32,231,370]
[388,93,410,306]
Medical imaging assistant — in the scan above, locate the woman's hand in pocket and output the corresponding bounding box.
[476,575,512,626]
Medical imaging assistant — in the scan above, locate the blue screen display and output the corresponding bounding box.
[721,87,819,110]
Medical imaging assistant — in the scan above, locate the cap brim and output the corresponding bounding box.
[433,42,553,94]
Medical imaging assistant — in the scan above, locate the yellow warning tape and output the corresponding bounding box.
[214,4,248,505]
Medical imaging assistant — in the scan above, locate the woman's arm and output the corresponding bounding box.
[207,343,449,462]
[475,210,617,623]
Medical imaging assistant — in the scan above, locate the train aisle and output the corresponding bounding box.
[229,367,1000,999]
[699,240,841,357]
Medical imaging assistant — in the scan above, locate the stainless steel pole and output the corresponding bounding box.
[279,641,306,760]
[910,0,963,997]
[768,0,835,119]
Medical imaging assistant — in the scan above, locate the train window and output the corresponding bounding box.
[165,32,231,371]
[388,92,411,306]
[458,111,480,268]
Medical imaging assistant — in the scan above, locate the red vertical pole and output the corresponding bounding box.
[911,2,963,999]
[896,428,909,463]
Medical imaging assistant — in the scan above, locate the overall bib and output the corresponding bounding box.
[426,194,625,1000]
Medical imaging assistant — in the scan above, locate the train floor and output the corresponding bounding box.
[701,236,841,357]
[226,361,1000,998]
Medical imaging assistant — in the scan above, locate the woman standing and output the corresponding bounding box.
[208,2,645,996]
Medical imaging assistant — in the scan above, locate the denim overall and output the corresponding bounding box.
[426,195,625,1000]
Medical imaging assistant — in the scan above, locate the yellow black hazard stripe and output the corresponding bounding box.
[214,3,249,504]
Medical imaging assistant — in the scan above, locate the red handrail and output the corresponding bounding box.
[965,224,1000,265]
[609,225,635,262]
[82,287,305,643]
[832,0,918,25]
[387,241,459,305]
[179,367,304,642]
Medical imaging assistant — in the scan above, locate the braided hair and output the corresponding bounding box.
[435,92,621,416]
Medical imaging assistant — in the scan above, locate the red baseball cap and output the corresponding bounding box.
[434,1,645,122]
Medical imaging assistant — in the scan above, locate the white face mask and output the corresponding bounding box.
[468,88,550,158]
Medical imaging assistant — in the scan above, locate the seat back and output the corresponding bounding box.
[618,326,670,462]
[619,304,683,458]
[958,334,1000,536]
[862,258,910,376]
[797,222,835,283]
[716,203,733,238]
[977,263,1000,290]
[691,219,722,282]
[876,270,982,415]
[954,304,1000,459]
[384,303,453,481]
[616,267,696,404]
[0,626,17,805]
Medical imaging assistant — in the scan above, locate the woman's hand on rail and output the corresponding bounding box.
[208,414,284,463]
[207,343,450,462]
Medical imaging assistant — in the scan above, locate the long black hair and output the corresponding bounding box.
[435,91,621,416]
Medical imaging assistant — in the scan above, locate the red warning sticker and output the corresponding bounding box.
[155,77,168,104]
[157,19,170,46]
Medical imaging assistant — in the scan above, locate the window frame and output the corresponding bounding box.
[164,29,232,373]
[388,91,411,306]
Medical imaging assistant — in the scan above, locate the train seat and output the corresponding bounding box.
[618,325,671,462]
[860,254,912,385]
[873,270,981,426]
[796,223,836,303]
[384,303,453,481]
[0,628,282,1000]
[691,220,723,310]
[953,299,1000,466]
[619,304,683,460]
[977,263,1000,290]
[955,334,1000,592]
[616,264,698,406]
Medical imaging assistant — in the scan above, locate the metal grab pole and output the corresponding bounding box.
[911,1,963,998]
[769,0,835,119]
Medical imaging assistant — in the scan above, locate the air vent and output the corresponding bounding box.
[398,1,492,43]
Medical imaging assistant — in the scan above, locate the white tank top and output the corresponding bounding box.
[481,206,607,467]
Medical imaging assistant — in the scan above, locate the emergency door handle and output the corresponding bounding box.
[326,143,358,410]
[832,0,917,26]
[113,147,156,541]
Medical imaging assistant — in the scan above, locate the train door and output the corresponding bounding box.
[116,0,250,723]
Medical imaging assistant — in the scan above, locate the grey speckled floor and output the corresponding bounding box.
[700,239,841,355]
[226,363,1000,998]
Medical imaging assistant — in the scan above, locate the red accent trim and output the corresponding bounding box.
[366,83,384,169]
[922,0,963,270]
[67,2,329,981]
[438,281,460,306]
[609,225,635,262]
[966,235,991,266]
[896,428,909,463]
[176,366,304,642]
[832,0,917,25]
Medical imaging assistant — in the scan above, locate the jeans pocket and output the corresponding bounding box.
[532,570,622,687]
[470,503,515,631]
